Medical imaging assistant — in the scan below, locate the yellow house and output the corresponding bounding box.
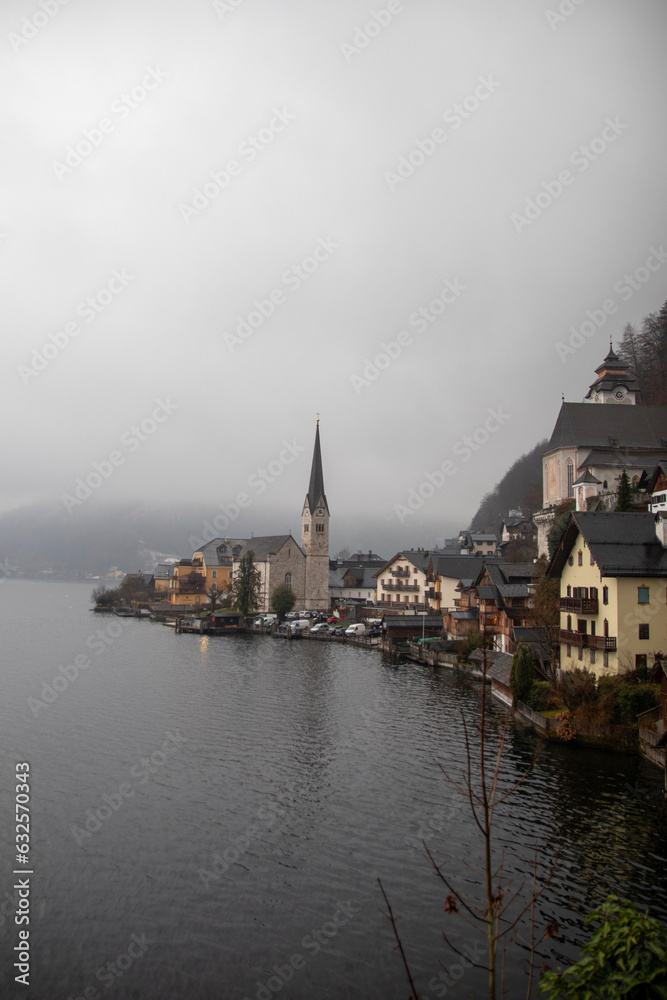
[168,559,206,608]
[548,512,667,677]
[192,538,246,598]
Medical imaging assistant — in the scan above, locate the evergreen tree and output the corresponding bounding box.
[510,644,534,704]
[615,470,634,512]
[270,583,296,622]
[230,550,262,617]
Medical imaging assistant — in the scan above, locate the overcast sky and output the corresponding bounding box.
[3,0,667,555]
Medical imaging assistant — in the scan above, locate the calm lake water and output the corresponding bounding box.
[1,580,666,999]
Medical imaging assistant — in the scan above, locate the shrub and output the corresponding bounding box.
[91,586,120,607]
[615,683,660,725]
[557,667,597,711]
[525,681,552,713]
[539,895,667,998]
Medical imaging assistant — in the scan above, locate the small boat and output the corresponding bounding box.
[114,607,139,617]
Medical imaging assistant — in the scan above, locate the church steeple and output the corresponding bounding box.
[305,418,329,514]
[584,341,638,404]
[301,417,330,610]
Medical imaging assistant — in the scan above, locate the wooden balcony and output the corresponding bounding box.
[560,596,599,614]
[559,629,616,651]
[384,582,419,592]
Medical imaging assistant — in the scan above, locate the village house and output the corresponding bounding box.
[442,560,538,653]
[168,559,207,608]
[192,537,245,596]
[458,530,499,557]
[375,550,432,612]
[547,511,667,678]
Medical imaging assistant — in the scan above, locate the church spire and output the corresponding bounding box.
[306,419,328,513]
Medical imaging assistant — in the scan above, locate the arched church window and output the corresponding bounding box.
[285,573,291,585]
[567,460,574,497]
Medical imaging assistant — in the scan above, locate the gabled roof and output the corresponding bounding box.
[330,566,377,589]
[546,403,667,454]
[432,555,487,580]
[578,449,665,471]
[195,537,249,565]
[572,470,602,486]
[236,535,304,562]
[548,512,667,578]
[153,563,174,580]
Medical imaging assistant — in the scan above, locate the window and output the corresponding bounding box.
[636,654,648,671]
[285,573,291,585]
[602,586,608,605]
[577,551,583,566]
[566,645,571,658]
[603,619,609,637]
[603,652,609,667]
[212,570,217,578]
[639,624,649,640]
[568,556,574,566]
[638,587,649,604]
[567,460,574,497]
[578,647,583,661]
[304,524,309,532]
[567,615,572,631]
[590,621,596,636]
[590,649,596,664]
[315,523,325,533]
[566,585,571,597]
[211,582,217,591]
[590,587,598,599]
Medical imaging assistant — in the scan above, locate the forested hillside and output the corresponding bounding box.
[469,439,547,534]
[618,300,667,403]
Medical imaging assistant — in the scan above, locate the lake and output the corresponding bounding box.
[1,580,665,999]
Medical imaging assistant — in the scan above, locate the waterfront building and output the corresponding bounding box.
[547,511,667,677]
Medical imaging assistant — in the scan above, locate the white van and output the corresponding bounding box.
[344,622,366,636]
[290,619,311,632]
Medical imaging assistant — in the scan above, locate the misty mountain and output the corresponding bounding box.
[469,440,547,534]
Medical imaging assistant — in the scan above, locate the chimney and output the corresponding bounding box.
[656,513,667,547]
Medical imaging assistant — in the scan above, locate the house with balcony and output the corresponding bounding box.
[168,559,207,608]
[442,560,538,652]
[375,550,432,612]
[547,511,667,677]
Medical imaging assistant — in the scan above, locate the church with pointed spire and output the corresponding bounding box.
[301,418,330,610]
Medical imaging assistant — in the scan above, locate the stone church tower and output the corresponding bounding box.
[301,419,329,610]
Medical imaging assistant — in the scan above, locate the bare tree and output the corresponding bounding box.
[381,632,559,999]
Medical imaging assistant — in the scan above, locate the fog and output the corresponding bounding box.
[4,0,666,555]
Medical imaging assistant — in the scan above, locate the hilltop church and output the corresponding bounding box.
[534,345,667,556]
[191,420,330,613]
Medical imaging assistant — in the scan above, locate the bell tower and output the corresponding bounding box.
[301,417,329,611]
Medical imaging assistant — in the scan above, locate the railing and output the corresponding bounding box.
[560,597,599,614]
[383,582,419,592]
[391,569,410,577]
[559,629,616,650]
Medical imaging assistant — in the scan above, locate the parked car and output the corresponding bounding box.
[344,623,366,636]
[310,623,329,633]
[330,626,346,635]
[366,627,382,637]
